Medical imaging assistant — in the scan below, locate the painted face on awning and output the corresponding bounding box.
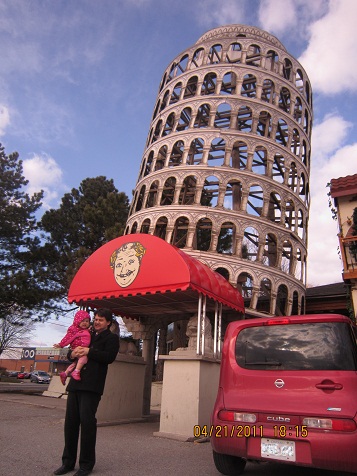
[110,242,146,288]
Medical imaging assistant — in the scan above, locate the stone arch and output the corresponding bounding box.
[201,175,219,207]
[202,72,217,95]
[276,283,288,315]
[187,138,204,165]
[171,216,189,248]
[221,71,237,94]
[140,218,151,234]
[246,43,261,67]
[279,87,291,113]
[263,232,278,267]
[146,180,159,208]
[170,82,182,105]
[275,118,288,146]
[194,103,210,128]
[295,69,304,96]
[242,226,259,261]
[237,272,254,307]
[285,200,295,231]
[143,151,154,177]
[266,49,279,73]
[162,112,175,137]
[281,240,293,274]
[176,107,192,132]
[214,103,232,129]
[293,97,302,124]
[288,162,298,192]
[161,90,170,112]
[230,140,248,169]
[152,119,163,143]
[183,76,198,99]
[135,185,146,212]
[247,184,263,216]
[208,138,226,166]
[152,99,161,120]
[226,42,242,63]
[241,74,257,98]
[295,248,302,280]
[191,47,205,68]
[224,180,243,211]
[215,267,230,280]
[175,54,189,77]
[168,141,184,167]
[155,145,167,171]
[272,152,285,183]
[131,221,138,234]
[283,58,293,80]
[292,290,299,315]
[217,221,235,254]
[194,217,212,251]
[252,146,267,175]
[257,111,272,138]
[268,191,282,224]
[179,175,197,205]
[153,216,168,240]
[291,128,300,156]
[261,78,274,103]
[297,209,304,240]
[160,177,176,205]
[237,105,253,132]
[208,43,222,64]
[256,277,272,313]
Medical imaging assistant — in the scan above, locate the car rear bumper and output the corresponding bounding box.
[211,422,357,473]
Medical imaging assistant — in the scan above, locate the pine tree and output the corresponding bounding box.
[39,176,129,291]
[0,143,56,319]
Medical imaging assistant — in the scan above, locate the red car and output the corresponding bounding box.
[211,314,357,474]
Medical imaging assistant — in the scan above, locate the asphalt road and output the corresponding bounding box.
[0,392,352,476]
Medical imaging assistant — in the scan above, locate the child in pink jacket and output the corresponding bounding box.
[54,310,92,385]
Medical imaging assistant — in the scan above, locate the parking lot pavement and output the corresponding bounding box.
[0,393,350,476]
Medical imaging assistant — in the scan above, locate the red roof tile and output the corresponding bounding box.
[330,173,357,198]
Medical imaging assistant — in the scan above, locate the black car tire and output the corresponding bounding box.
[212,450,246,475]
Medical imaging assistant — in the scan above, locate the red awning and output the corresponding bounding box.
[68,234,244,319]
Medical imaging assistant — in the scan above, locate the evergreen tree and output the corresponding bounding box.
[0,144,58,320]
[39,176,129,292]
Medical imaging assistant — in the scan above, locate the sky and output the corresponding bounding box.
[1,0,356,347]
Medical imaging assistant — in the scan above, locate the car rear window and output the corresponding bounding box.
[235,322,357,370]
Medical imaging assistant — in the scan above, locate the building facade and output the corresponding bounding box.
[125,24,312,318]
[330,173,357,319]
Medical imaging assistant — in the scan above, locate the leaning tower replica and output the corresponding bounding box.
[125,24,312,318]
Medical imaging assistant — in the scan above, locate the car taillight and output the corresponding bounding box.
[303,417,356,432]
[265,318,290,325]
[218,410,257,423]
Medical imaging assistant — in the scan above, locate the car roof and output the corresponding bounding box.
[228,313,353,331]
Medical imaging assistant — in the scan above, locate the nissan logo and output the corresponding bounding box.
[274,378,285,388]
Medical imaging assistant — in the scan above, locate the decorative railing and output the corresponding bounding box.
[339,235,357,280]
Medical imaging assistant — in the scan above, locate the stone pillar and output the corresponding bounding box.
[154,353,221,440]
[142,335,155,416]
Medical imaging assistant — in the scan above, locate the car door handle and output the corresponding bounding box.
[315,383,343,390]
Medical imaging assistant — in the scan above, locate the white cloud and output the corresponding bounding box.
[23,154,66,209]
[0,105,10,136]
[258,0,297,35]
[195,0,245,27]
[299,0,357,94]
[258,0,326,38]
[311,113,352,161]
[307,113,357,285]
